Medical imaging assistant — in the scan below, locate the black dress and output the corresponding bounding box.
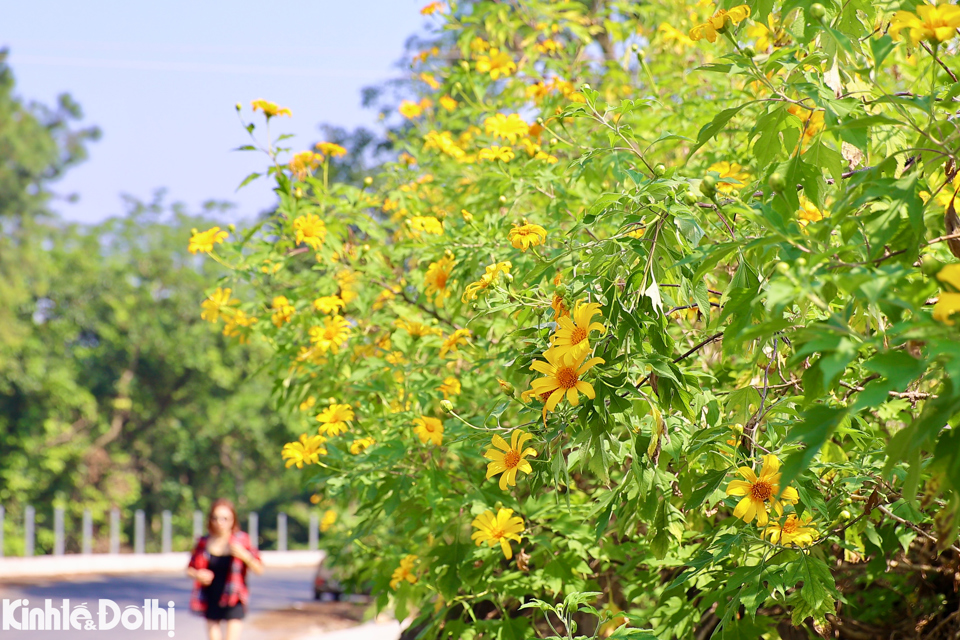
[202,554,246,620]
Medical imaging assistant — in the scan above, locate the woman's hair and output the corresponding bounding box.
[206,498,240,534]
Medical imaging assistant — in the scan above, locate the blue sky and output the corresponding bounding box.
[4,0,428,223]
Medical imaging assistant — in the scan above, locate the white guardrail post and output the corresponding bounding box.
[82,509,92,554]
[24,505,35,556]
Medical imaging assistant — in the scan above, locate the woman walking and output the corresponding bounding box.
[187,499,263,640]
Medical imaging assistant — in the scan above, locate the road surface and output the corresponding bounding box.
[0,567,386,639]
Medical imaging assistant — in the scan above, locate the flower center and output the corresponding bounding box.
[425,423,436,432]
[435,273,448,288]
[489,526,505,540]
[556,366,579,389]
[570,327,587,345]
[750,481,773,502]
[504,450,521,468]
[782,519,797,534]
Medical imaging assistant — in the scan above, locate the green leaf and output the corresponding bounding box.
[691,103,752,155]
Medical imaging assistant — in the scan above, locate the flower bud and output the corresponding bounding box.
[497,379,515,396]
[363,176,373,186]
[440,399,454,412]
[700,175,717,197]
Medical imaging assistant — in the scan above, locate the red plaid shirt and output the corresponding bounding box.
[187,531,260,614]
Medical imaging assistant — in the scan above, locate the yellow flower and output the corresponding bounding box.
[438,376,461,398]
[508,223,547,251]
[484,429,537,490]
[299,397,316,412]
[188,227,229,254]
[310,494,321,504]
[658,23,695,47]
[787,105,825,145]
[320,509,337,532]
[349,436,376,455]
[423,130,466,159]
[271,295,296,327]
[407,216,445,237]
[385,350,408,366]
[413,416,444,446]
[462,261,512,302]
[475,48,517,79]
[293,213,327,250]
[470,37,490,53]
[222,309,258,341]
[335,269,360,304]
[725,454,800,527]
[461,208,474,221]
[396,318,442,338]
[478,146,515,162]
[424,253,456,306]
[439,95,458,111]
[535,38,561,55]
[528,348,605,413]
[483,113,529,143]
[440,328,472,357]
[251,99,291,118]
[890,3,960,44]
[934,264,960,324]
[281,434,327,468]
[550,300,606,358]
[689,5,751,42]
[399,100,424,119]
[201,287,239,323]
[315,142,347,157]
[798,196,825,226]
[471,508,524,559]
[420,1,445,15]
[289,151,324,180]
[389,554,418,589]
[746,13,782,51]
[764,513,819,547]
[313,295,346,315]
[708,161,752,194]
[308,315,351,354]
[419,72,441,90]
[316,403,355,436]
[296,345,327,365]
[373,288,397,310]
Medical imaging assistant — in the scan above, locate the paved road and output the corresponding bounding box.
[0,567,321,639]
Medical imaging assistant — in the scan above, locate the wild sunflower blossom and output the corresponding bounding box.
[413,416,444,445]
[308,315,351,354]
[281,434,327,468]
[315,141,347,157]
[424,253,456,306]
[389,555,418,589]
[475,48,517,79]
[708,161,752,194]
[798,196,825,226]
[484,429,537,490]
[890,3,960,44]
[550,300,606,358]
[316,403,355,436]
[528,348,605,414]
[440,328,472,357]
[439,95,458,111]
[764,513,819,547]
[509,223,547,251]
[271,295,296,327]
[313,295,346,315]
[933,264,960,324]
[201,287,239,323]
[786,105,825,143]
[320,509,337,532]
[349,436,376,455]
[462,261,512,302]
[725,454,800,526]
[188,227,229,254]
[396,318,442,338]
[689,5,751,42]
[222,309,258,342]
[289,151,324,180]
[423,130,466,159]
[406,216,445,237]
[251,99,291,118]
[471,508,525,559]
[484,113,529,143]
[478,146,516,162]
[293,213,327,250]
[438,376,461,398]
